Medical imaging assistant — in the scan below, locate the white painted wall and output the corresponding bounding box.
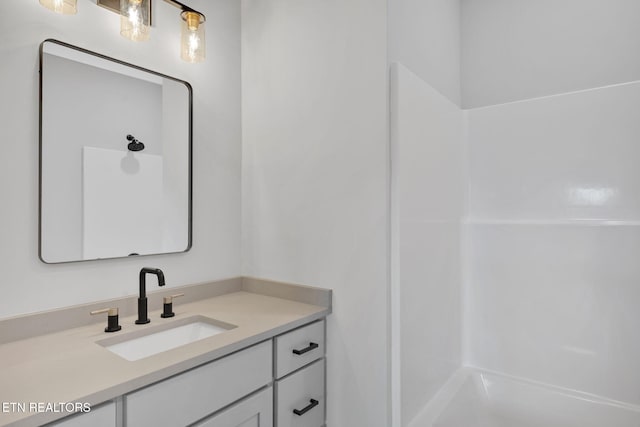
[0,0,241,319]
[388,0,461,106]
[390,64,464,426]
[461,0,640,108]
[241,0,389,425]
[466,81,640,404]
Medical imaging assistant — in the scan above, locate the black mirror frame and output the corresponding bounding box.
[38,39,193,264]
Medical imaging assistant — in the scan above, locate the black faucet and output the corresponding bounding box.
[136,267,166,324]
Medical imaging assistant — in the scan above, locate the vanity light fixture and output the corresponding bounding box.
[39,0,77,15]
[96,0,206,63]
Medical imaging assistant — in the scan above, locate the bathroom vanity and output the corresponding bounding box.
[0,278,331,427]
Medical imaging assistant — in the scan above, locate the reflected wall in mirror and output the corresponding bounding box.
[39,39,192,263]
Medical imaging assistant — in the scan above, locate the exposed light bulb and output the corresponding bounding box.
[53,0,64,13]
[120,0,150,41]
[180,11,205,63]
[187,33,200,60]
[39,0,77,15]
[127,5,143,37]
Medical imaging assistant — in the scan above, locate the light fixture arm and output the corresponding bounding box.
[162,0,206,21]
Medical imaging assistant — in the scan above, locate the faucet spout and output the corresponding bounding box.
[136,267,166,324]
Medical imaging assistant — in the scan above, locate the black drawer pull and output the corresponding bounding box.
[292,342,319,355]
[293,399,319,416]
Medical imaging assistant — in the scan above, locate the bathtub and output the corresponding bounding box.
[408,368,640,427]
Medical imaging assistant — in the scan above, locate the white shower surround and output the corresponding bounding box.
[390,63,464,426]
[409,368,640,427]
[392,63,640,425]
[467,80,640,404]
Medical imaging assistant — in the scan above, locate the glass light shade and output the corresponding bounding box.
[180,11,205,63]
[120,0,150,42]
[39,0,77,15]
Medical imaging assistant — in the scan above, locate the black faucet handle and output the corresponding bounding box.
[90,307,122,333]
[161,293,184,318]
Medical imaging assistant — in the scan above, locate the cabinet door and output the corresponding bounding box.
[193,387,272,427]
[46,401,116,427]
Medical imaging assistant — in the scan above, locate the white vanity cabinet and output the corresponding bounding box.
[45,402,116,427]
[44,320,326,427]
[120,320,327,427]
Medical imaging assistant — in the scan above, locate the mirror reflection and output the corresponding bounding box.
[39,39,192,263]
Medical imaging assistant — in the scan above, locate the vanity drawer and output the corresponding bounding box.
[275,320,325,379]
[275,359,325,427]
[125,340,272,427]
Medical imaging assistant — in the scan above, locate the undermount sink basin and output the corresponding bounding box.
[97,315,236,361]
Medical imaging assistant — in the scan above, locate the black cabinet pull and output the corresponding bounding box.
[293,399,319,416]
[292,342,319,355]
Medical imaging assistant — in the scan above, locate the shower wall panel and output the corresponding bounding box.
[466,81,640,404]
[391,63,465,426]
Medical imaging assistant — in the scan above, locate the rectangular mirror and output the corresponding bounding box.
[39,39,192,263]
